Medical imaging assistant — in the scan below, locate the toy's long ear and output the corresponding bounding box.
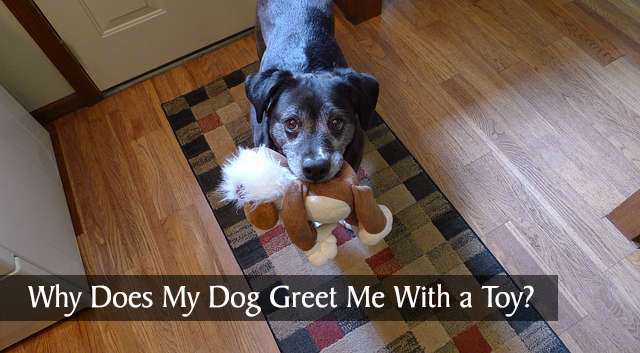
[281,180,317,251]
[352,185,386,234]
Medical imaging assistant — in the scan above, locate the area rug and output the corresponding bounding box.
[161,63,568,353]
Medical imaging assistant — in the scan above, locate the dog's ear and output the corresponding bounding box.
[244,69,292,123]
[336,68,379,128]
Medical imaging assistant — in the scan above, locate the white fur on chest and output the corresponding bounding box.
[305,196,351,224]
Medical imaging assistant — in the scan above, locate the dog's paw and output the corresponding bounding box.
[358,205,393,246]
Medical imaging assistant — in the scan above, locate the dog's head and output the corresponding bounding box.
[245,68,379,182]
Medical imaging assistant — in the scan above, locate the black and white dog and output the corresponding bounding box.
[245,0,379,183]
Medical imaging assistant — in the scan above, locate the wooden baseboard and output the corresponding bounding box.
[335,0,382,25]
[49,123,84,236]
[607,191,640,240]
[30,93,86,126]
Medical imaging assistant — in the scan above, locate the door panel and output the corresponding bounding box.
[0,85,85,278]
[34,0,256,89]
[79,0,166,38]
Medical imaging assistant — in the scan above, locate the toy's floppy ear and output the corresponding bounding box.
[281,180,317,251]
[352,185,387,234]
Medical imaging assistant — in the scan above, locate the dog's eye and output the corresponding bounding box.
[284,118,300,132]
[329,118,344,132]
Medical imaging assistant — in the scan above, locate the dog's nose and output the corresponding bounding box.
[302,158,330,181]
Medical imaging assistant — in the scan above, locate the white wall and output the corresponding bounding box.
[0,2,73,111]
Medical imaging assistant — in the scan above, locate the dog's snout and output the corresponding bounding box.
[302,158,330,181]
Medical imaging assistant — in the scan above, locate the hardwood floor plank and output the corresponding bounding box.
[562,252,640,353]
[468,154,639,346]
[486,221,586,333]
[458,130,610,282]
[605,57,640,113]
[578,0,640,44]
[151,65,199,104]
[558,331,586,353]
[54,113,90,233]
[443,74,635,267]
[86,107,165,275]
[130,131,183,221]
[551,43,640,174]
[473,0,562,50]
[613,0,640,20]
[522,0,622,65]
[567,0,640,69]
[377,1,457,83]
[549,39,640,171]
[419,0,522,72]
[500,61,638,212]
[184,34,258,88]
[59,110,108,234]
[383,0,439,29]
[523,42,640,198]
[565,311,639,352]
[603,251,640,334]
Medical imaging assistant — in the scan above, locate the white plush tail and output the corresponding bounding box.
[218,146,295,207]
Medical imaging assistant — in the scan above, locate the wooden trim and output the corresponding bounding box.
[48,123,84,237]
[3,0,102,106]
[335,0,382,25]
[30,93,84,125]
[607,191,640,240]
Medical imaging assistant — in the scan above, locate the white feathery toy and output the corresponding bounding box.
[219,146,295,207]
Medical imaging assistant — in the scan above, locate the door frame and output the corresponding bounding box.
[3,0,102,124]
[4,0,381,126]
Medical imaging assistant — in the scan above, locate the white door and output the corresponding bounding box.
[34,0,257,90]
[0,84,85,279]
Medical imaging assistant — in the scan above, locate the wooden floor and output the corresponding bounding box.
[10,0,640,352]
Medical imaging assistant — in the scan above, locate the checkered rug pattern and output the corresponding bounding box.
[161,63,568,353]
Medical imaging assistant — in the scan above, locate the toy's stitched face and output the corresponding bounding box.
[269,74,356,183]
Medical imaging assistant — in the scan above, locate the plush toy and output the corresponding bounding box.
[219,146,393,266]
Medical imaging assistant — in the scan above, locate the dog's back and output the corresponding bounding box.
[257,0,347,72]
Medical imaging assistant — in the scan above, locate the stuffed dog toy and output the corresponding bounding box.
[219,146,393,265]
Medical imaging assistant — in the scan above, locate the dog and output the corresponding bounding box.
[244,0,379,183]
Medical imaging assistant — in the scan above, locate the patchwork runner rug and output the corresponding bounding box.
[161,63,568,353]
